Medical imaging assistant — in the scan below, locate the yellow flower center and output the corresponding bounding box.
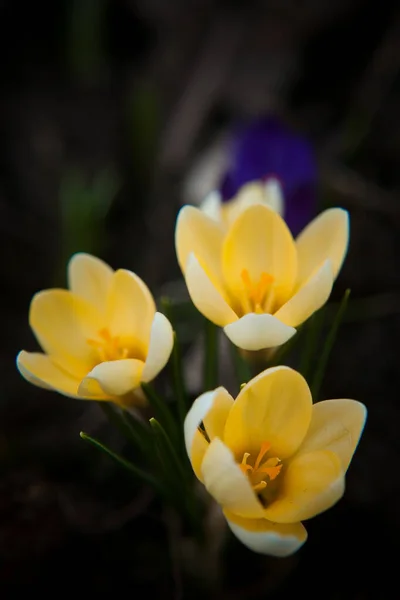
[239,441,282,493]
[87,328,130,362]
[240,269,275,314]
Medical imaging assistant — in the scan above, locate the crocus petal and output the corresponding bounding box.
[68,253,114,315]
[224,366,312,460]
[202,388,234,441]
[296,399,367,472]
[224,313,296,351]
[106,270,155,350]
[184,387,234,481]
[201,438,264,518]
[141,312,174,383]
[185,253,238,326]
[222,204,297,302]
[199,190,222,223]
[274,260,333,327]
[78,359,144,397]
[222,180,284,228]
[16,351,93,398]
[175,205,225,284]
[296,208,349,285]
[224,510,307,557]
[264,450,344,523]
[223,182,267,226]
[264,178,284,215]
[29,290,103,378]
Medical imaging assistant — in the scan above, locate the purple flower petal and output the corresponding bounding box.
[219,116,317,235]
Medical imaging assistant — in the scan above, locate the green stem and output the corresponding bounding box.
[160,297,188,423]
[150,419,202,539]
[230,343,253,389]
[149,418,189,485]
[141,383,178,444]
[97,401,149,455]
[298,309,326,380]
[268,326,303,368]
[311,289,351,401]
[204,320,218,390]
[171,331,188,424]
[80,431,161,491]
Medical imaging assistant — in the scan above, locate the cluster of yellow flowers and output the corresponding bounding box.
[16,181,366,557]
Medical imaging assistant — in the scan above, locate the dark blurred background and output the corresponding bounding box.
[1,0,400,596]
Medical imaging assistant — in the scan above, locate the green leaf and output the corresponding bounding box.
[203,319,218,390]
[141,383,178,444]
[80,431,161,491]
[268,325,304,368]
[311,289,351,401]
[298,309,326,380]
[160,297,188,424]
[230,343,253,388]
[97,402,151,455]
[149,418,190,485]
[66,0,108,82]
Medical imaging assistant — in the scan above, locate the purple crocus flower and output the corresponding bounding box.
[219,116,317,236]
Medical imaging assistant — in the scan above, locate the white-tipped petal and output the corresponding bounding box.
[296,208,349,284]
[224,313,296,351]
[224,511,307,557]
[185,253,238,326]
[78,359,144,398]
[199,190,223,223]
[274,260,333,327]
[68,253,114,314]
[184,387,234,481]
[141,312,174,383]
[201,438,264,519]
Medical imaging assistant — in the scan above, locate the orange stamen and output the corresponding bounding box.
[254,441,271,470]
[239,441,282,493]
[240,269,275,313]
[87,328,129,362]
[258,464,282,481]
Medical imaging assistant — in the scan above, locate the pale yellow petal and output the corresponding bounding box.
[29,289,103,378]
[224,313,295,351]
[296,208,349,285]
[185,254,238,326]
[224,510,307,557]
[222,204,297,304]
[199,190,222,223]
[68,253,114,315]
[175,205,225,284]
[16,351,90,398]
[202,388,234,441]
[224,366,312,460]
[78,359,144,397]
[224,180,284,228]
[296,399,367,472]
[224,182,266,226]
[141,312,174,383]
[201,438,264,518]
[184,387,233,481]
[264,178,284,215]
[105,270,155,351]
[264,450,344,523]
[274,260,333,327]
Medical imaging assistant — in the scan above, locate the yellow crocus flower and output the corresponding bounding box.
[175,201,349,351]
[17,253,174,408]
[199,179,283,229]
[184,366,366,556]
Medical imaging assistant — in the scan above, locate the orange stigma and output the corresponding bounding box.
[240,269,275,313]
[87,328,129,362]
[239,441,282,493]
